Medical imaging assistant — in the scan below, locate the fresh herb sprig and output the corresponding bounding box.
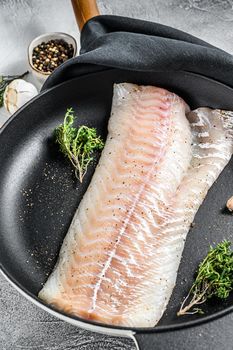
[0,71,29,107]
[55,108,104,182]
[178,240,233,316]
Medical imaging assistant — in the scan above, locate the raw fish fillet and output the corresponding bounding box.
[39,84,233,327]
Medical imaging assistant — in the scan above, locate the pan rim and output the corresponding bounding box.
[1,258,233,334]
[1,68,233,334]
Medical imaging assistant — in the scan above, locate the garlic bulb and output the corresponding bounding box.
[4,79,38,114]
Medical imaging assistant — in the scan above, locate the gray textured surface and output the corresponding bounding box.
[1,0,233,349]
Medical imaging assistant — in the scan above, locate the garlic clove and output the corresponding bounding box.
[226,196,233,212]
[4,79,38,115]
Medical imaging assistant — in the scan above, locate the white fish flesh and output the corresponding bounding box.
[39,83,233,327]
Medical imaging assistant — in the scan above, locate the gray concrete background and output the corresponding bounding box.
[1,0,233,349]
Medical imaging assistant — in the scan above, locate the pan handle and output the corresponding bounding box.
[133,324,210,350]
[133,332,180,350]
[133,332,171,350]
[71,0,100,30]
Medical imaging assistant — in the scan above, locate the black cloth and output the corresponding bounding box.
[42,15,233,90]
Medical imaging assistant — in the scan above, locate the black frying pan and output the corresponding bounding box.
[1,68,233,350]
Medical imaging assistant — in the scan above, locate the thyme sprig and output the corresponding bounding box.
[0,71,29,107]
[178,240,233,316]
[55,108,104,182]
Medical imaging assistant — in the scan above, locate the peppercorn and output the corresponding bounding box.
[32,39,74,73]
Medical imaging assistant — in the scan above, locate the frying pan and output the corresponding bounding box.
[1,1,233,349]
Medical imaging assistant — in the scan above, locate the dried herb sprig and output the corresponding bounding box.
[0,71,29,107]
[178,240,233,316]
[55,108,104,182]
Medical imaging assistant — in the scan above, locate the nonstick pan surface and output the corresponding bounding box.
[1,69,233,339]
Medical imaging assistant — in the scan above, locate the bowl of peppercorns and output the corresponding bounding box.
[28,32,77,84]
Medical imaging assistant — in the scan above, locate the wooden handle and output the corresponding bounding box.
[71,0,100,31]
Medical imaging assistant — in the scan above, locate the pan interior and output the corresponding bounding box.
[1,69,233,331]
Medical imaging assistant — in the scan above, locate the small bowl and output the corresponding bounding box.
[28,32,77,85]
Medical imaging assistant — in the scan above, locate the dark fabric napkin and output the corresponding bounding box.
[42,15,233,91]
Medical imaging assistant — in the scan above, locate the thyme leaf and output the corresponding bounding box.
[178,240,233,316]
[55,108,104,182]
